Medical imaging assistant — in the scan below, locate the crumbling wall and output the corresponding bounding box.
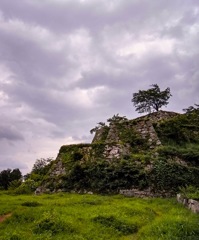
[92,111,179,148]
[177,193,199,213]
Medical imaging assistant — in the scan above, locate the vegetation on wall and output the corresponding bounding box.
[154,110,199,145]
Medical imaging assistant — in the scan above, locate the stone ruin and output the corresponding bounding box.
[177,193,199,213]
[92,110,179,151]
[38,110,181,194]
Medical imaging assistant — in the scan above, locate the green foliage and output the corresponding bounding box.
[139,217,199,240]
[131,84,172,113]
[14,179,39,194]
[31,158,53,176]
[21,201,42,207]
[107,114,127,123]
[61,159,147,193]
[59,144,91,155]
[0,168,22,190]
[179,185,199,200]
[33,211,74,235]
[183,103,199,114]
[157,144,199,165]
[148,158,199,191]
[9,235,21,240]
[8,179,22,190]
[90,122,106,134]
[154,113,199,144]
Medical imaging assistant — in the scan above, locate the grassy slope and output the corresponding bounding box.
[0,192,198,240]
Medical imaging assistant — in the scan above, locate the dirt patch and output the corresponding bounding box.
[0,213,12,223]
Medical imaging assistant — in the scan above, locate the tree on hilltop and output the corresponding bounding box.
[131,84,172,114]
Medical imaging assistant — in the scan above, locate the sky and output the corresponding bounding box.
[0,0,199,174]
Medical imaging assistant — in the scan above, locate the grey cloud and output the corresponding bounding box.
[0,0,199,173]
[0,157,28,173]
[0,125,24,141]
[0,29,73,89]
[0,0,198,35]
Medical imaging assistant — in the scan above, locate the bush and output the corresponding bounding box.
[14,179,38,194]
[154,113,199,144]
[148,158,199,192]
[179,185,199,200]
[62,159,147,193]
[9,235,21,240]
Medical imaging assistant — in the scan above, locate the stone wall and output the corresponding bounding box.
[92,110,179,148]
[50,111,180,179]
[134,120,161,148]
[135,110,179,123]
[177,193,199,213]
[103,143,131,159]
[49,158,66,177]
[119,188,173,198]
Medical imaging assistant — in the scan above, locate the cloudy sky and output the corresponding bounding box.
[0,0,199,174]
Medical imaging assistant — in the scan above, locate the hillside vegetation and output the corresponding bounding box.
[29,110,199,195]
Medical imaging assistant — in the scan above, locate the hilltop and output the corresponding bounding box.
[36,110,199,195]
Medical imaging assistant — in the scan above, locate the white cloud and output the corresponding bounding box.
[117,38,175,57]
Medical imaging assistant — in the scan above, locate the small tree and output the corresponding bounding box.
[183,104,199,114]
[107,114,127,124]
[131,84,172,113]
[31,158,53,176]
[90,122,106,134]
[0,168,22,190]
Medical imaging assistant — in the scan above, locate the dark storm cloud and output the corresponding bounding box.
[1,0,198,35]
[0,125,24,141]
[0,0,198,172]
[0,26,73,89]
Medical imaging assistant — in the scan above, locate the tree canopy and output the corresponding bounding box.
[0,168,22,190]
[131,84,172,113]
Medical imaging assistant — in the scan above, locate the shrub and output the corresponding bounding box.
[154,113,199,145]
[9,235,21,240]
[179,185,199,200]
[148,158,199,191]
[14,179,38,194]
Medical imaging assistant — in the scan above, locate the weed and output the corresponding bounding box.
[9,234,21,240]
[0,193,198,239]
[33,211,75,235]
[21,201,42,207]
[93,215,138,235]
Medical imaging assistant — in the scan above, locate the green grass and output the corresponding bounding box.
[0,192,198,240]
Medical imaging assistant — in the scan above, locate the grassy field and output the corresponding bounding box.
[0,192,198,240]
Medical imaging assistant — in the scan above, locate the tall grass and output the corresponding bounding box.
[0,193,198,240]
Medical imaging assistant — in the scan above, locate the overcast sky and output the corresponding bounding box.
[0,0,199,174]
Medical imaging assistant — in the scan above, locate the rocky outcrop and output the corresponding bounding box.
[177,194,199,213]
